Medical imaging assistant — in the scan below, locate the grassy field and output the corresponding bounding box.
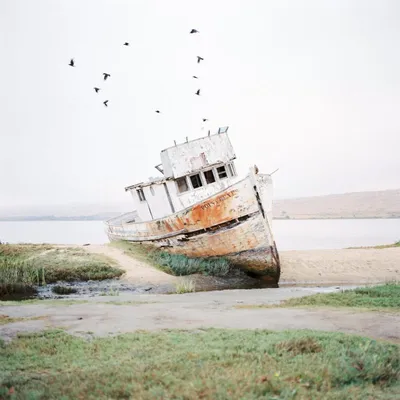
[234,284,400,311]
[0,244,124,296]
[112,241,231,277]
[0,329,398,399]
[280,283,400,310]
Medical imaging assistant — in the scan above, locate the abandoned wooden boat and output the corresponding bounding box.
[106,128,280,283]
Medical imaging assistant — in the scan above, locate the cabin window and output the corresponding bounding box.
[176,177,189,193]
[137,189,146,202]
[217,166,228,179]
[204,169,216,184]
[228,163,236,177]
[150,186,155,196]
[190,173,203,189]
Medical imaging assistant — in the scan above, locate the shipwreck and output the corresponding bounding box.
[106,127,280,283]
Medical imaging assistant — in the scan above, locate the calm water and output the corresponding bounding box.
[0,219,399,251]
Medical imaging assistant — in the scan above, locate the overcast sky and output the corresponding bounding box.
[1,0,399,209]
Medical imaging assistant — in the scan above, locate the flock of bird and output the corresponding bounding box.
[68,51,118,107]
[68,29,207,121]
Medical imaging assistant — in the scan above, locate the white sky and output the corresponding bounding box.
[1,0,399,208]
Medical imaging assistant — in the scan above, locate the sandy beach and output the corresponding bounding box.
[83,244,400,285]
[280,247,400,284]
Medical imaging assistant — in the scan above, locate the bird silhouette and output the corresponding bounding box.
[155,110,161,113]
[192,75,198,79]
[190,29,199,34]
[197,56,204,64]
[123,42,129,46]
[69,58,75,67]
[195,89,201,96]
[103,73,111,81]
[94,87,100,93]
[202,118,208,122]
[103,100,109,107]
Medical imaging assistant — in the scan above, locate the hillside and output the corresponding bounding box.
[273,189,400,219]
[1,189,399,221]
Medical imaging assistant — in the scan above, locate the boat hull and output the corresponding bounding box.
[106,170,280,283]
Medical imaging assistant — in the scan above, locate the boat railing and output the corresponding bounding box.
[106,211,139,226]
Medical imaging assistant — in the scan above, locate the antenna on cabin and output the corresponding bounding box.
[186,136,188,142]
[269,168,279,175]
[208,130,210,136]
[174,140,177,146]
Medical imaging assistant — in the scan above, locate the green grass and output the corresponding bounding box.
[0,244,124,296]
[348,240,400,249]
[234,284,400,311]
[281,283,400,310]
[0,329,399,399]
[111,241,231,277]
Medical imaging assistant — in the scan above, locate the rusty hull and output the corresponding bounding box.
[107,175,280,282]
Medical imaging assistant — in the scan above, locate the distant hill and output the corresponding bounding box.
[273,189,400,219]
[0,203,131,222]
[0,213,121,222]
[0,189,399,221]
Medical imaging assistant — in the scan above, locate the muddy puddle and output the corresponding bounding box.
[1,280,174,301]
[0,271,282,301]
[0,273,364,302]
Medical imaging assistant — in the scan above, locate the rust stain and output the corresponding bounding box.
[187,189,239,229]
[164,221,173,232]
[113,185,257,240]
[168,217,261,258]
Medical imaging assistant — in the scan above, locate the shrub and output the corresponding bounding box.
[174,277,196,294]
[152,252,230,276]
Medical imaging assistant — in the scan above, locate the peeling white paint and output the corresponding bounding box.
[160,132,235,179]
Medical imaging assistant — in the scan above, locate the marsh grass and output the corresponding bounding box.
[111,241,231,277]
[174,277,196,293]
[0,259,42,296]
[0,329,398,399]
[0,244,124,297]
[153,252,231,276]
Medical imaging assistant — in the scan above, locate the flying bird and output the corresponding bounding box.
[123,42,129,46]
[103,100,109,107]
[190,29,199,34]
[192,76,198,79]
[68,58,75,67]
[195,89,201,96]
[155,110,161,113]
[103,73,111,81]
[197,56,204,64]
[94,87,100,93]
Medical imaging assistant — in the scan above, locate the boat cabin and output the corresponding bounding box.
[125,128,240,222]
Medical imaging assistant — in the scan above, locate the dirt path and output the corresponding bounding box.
[1,288,399,343]
[280,247,400,284]
[84,244,177,285]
